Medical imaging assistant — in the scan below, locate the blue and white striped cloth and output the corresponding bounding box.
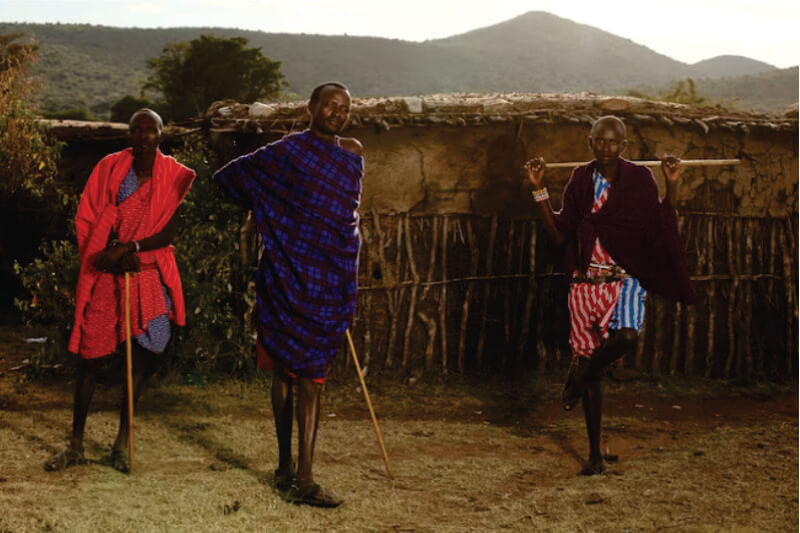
[592,170,647,332]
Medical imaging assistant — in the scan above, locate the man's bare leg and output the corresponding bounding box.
[586,328,638,379]
[288,377,341,507]
[580,378,606,475]
[272,369,294,489]
[578,328,638,475]
[70,358,102,451]
[295,377,321,487]
[44,358,102,470]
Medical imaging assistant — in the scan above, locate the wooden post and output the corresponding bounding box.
[345,330,393,480]
[124,272,135,472]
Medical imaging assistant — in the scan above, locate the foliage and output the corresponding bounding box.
[144,35,285,121]
[42,108,97,120]
[627,78,708,105]
[13,240,81,371]
[0,33,61,202]
[170,143,257,374]
[1,22,795,117]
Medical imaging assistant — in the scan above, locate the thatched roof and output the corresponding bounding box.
[38,93,798,141]
[38,119,195,141]
[203,93,798,135]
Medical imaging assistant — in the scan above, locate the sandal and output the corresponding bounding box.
[100,448,130,474]
[285,482,342,508]
[44,447,86,472]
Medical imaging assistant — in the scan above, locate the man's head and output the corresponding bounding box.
[308,82,352,136]
[588,115,627,167]
[129,108,163,157]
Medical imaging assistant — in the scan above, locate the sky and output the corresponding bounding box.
[1,0,799,68]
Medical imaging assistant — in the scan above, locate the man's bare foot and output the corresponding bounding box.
[562,356,590,411]
[274,468,296,492]
[100,447,130,474]
[579,458,607,476]
[44,447,86,472]
[286,482,342,508]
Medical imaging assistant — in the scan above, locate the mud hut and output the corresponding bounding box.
[33,94,797,380]
[202,93,798,380]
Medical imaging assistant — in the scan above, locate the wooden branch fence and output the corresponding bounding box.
[318,211,797,380]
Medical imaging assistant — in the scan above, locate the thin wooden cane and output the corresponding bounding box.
[124,272,135,471]
[345,329,393,479]
[544,159,741,168]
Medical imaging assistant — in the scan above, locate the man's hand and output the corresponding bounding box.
[91,242,136,273]
[114,252,141,274]
[661,155,681,207]
[661,155,681,185]
[524,157,546,189]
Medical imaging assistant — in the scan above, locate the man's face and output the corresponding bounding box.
[130,113,162,157]
[309,86,351,136]
[589,123,627,167]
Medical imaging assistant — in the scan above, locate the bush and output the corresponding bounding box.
[13,240,80,372]
[171,143,257,375]
[0,33,61,201]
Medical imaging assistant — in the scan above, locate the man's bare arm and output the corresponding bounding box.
[661,156,681,208]
[339,137,363,157]
[524,157,567,247]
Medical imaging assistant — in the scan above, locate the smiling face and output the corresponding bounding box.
[129,110,162,158]
[588,117,627,170]
[308,85,352,137]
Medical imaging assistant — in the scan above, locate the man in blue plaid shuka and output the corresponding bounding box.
[215,82,363,508]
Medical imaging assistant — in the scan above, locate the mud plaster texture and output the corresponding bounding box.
[203,93,798,217]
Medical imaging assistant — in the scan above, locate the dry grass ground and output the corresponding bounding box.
[0,333,797,532]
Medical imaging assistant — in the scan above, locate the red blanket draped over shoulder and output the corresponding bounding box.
[68,148,196,356]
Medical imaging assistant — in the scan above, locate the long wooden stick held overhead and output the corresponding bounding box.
[345,329,393,479]
[544,158,740,168]
[124,272,135,472]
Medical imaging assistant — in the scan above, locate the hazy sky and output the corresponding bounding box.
[2,0,799,68]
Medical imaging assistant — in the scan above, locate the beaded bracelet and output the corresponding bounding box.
[531,188,550,202]
[133,241,141,252]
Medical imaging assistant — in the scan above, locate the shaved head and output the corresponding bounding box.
[129,108,163,132]
[591,115,626,139]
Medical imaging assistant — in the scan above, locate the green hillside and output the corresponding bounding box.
[1,12,796,118]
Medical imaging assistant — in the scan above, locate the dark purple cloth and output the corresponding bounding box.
[553,158,695,303]
[214,130,363,379]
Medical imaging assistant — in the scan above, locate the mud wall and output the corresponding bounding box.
[210,114,798,380]
[35,107,797,380]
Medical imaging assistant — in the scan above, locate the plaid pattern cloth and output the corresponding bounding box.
[214,130,363,379]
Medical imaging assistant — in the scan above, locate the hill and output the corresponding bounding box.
[693,66,799,112]
[0,13,795,117]
[691,55,776,78]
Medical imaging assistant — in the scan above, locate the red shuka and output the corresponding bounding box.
[68,148,196,357]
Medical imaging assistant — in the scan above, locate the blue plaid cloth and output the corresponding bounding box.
[214,131,363,379]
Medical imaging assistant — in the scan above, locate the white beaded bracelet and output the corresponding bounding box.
[532,188,550,202]
[133,241,140,252]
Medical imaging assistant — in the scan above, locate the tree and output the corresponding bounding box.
[627,78,708,106]
[109,94,155,123]
[144,34,285,121]
[0,33,60,202]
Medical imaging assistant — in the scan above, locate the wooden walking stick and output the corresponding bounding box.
[124,272,135,471]
[345,329,393,479]
[544,158,740,168]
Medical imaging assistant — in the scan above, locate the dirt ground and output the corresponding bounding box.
[0,330,797,532]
